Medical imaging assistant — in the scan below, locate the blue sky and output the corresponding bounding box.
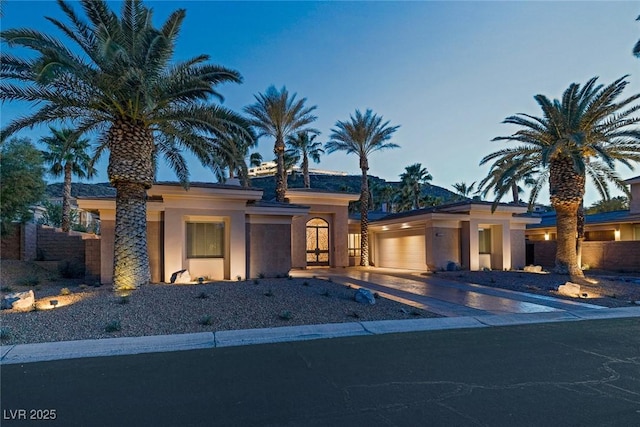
[2,1,639,206]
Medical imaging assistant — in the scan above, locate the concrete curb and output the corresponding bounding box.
[2,307,639,365]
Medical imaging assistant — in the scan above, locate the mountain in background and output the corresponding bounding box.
[46,174,460,203]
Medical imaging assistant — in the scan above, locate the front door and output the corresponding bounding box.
[306,218,330,266]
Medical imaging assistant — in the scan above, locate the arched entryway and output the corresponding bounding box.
[306,218,330,266]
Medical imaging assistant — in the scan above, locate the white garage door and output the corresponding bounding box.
[376,228,427,270]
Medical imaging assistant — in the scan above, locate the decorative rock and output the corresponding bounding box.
[170,269,192,284]
[355,288,376,305]
[446,261,460,272]
[557,282,581,297]
[1,290,35,311]
[174,270,192,284]
[524,265,543,273]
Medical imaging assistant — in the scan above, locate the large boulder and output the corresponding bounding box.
[1,290,35,311]
[355,288,376,305]
[524,265,543,273]
[169,269,192,284]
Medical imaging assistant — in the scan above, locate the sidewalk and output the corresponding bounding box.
[3,305,639,365]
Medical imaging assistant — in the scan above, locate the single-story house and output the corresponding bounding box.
[77,181,546,284]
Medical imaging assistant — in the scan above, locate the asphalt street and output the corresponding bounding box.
[2,317,639,427]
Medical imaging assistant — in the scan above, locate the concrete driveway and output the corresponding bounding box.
[291,267,604,317]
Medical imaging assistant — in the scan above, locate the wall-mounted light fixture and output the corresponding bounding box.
[614,228,621,241]
[544,232,550,241]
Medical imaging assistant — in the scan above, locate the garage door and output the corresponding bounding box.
[376,228,427,270]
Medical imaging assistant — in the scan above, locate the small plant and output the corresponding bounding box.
[609,294,617,299]
[58,260,85,279]
[196,292,209,299]
[287,275,293,280]
[79,284,89,290]
[345,284,353,289]
[373,292,380,299]
[105,321,121,333]
[321,290,330,297]
[327,277,333,282]
[302,281,309,287]
[347,311,360,319]
[118,296,130,305]
[258,273,265,279]
[1,286,13,293]
[278,310,292,320]
[253,279,260,285]
[410,309,422,316]
[237,275,242,281]
[60,287,71,296]
[0,328,11,340]
[264,289,274,297]
[489,278,496,284]
[198,316,213,326]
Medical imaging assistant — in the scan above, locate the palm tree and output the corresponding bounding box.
[244,86,318,202]
[40,127,96,232]
[1,0,251,291]
[452,181,477,200]
[478,156,545,208]
[325,109,400,266]
[286,131,324,188]
[211,128,257,187]
[400,163,432,210]
[483,76,640,277]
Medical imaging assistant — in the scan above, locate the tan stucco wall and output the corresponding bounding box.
[510,229,526,270]
[247,223,292,278]
[426,226,460,270]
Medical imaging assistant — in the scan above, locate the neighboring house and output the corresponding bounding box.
[349,201,540,271]
[77,183,360,284]
[525,176,640,271]
[247,161,347,177]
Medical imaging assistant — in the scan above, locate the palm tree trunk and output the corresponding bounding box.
[274,137,286,202]
[360,161,370,267]
[576,201,585,269]
[511,182,520,204]
[113,181,151,291]
[549,156,584,278]
[107,119,155,292]
[61,163,72,232]
[302,154,310,188]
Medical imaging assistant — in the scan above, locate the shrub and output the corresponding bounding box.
[198,316,213,326]
[196,292,209,299]
[258,273,265,279]
[278,310,292,320]
[18,276,39,287]
[1,286,13,293]
[264,289,274,297]
[60,288,71,296]
[253,279,260,285]
[105,321,121,333]
[302,281,309,287]
[321,290,330,297]
[117,296,129,305]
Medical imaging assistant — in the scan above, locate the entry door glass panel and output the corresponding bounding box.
[306,218,329,265]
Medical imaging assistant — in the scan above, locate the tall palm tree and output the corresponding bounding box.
[326,109,400,266]
[451,181,476,200]
[634,15,640,58]
[483,76,640,277]
[211,128,257,187]
[286,131,324,188]
[478,156,545,209]
[1,0,251,291]
[244,86,318,202]
[400,163,432,210]
[40,127,96,232]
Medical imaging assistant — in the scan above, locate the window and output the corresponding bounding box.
[186,222,224,258]
[478,228,492,254]
[348,233,361,257]
[584,230,615,241]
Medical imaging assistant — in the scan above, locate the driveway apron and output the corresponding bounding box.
[292,268,605,317]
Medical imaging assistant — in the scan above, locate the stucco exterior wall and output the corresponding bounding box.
[510,229,526,270]
[247,222,292,278]
[426,226,460,270]
[99,219,115,284]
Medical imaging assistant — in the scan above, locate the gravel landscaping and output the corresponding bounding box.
[2,260,639,346]
[0,261,439,345]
